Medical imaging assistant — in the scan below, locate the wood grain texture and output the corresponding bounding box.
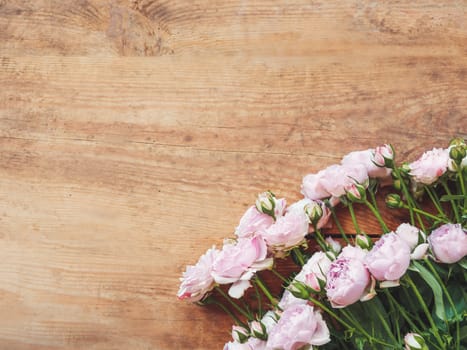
[0,0,466,349]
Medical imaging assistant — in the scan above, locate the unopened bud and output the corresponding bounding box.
[304,201,323,225]
[386,194,404,209]
[373,144,394,168]
[449,145,466,165]
[255,191,276,218]
[288,280,311,300]
[232,326,249,343]
[449,137,466,148]
[356,234,373,249]
[345,183,366,203]
[404,333,428,350]
[250,320,267,340]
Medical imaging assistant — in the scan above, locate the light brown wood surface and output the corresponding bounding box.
[0,0,466,349]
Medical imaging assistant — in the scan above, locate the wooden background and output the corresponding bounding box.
[0,0,466,349]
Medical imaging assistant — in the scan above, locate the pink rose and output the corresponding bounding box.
[428,223,467,263]
[409,148,449,184]
[301,170,330,200]
[342,149,391,179]
[278,290,308,310]
[320,164,369,198]
[177,246,219,302]
[235,206,275,238]
[212,236,273,298]
[223,341,252,350]
[266,304,330,349]
[326,257,370,308]
[365,233,411,281]
[261,211,309,254]
[296,251,333,291]
[339,245,368,262]
[396,223,424,250]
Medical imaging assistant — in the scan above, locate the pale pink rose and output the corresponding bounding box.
[296,251,333,285]
[278,289,308,310]
[339,245,368,262]
[320,164,369,198]
[396,223,424,250]
[235,206,275,238]
[261,211,309,254]
[409,148,450,184]
[223,340,251,350]
[301,170,330,200]
[428,223,467,263]
[212,236,273,298]
[326,257,370,308]
[274,198,287,218]
[325,237,342,254]
[342,149,391,179]
[266,304,330,350]
[177,246,219,302]
[365,233,411,281]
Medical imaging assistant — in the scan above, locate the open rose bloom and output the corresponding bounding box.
[266,304,330,350]
[212,236,273,298]
[177,246,219,302]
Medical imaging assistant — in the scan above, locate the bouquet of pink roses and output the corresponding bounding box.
[178,138,467,350]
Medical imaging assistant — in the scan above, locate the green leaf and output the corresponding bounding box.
[458,258,467,270]
[411,261,446,321]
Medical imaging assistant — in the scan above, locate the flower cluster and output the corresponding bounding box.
[178,139,467,350]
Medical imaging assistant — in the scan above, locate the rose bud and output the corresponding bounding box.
[404,333,428,350]
[372,144,394,168]
[356,234,373,250]
[345,183,366,203]
[255,191,276,218]
[386,193,404,209]
[232,326,249,344]
[249,320,267,340]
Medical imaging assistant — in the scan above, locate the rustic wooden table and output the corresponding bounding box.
[0,1,466,349]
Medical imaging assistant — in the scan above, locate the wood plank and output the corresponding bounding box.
[0,0,466,349]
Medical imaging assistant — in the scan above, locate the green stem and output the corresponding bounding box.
[329,204,350,244]
[254,275,277,307]
[348,202,362,234]
[339,308,398,348]
[313,227,330,253]
[425,186,448,220]
[393,168,415,226]
[364,199,390,233]
[382,291,402,345]
[292,247,306,266]
[458,168,466,209]
[404,205,450,224]
[212,299,247,327]
[441,181,461,223]
[215,287,252,320]
[424,259,460,350]
[371,300,400,345]
[271,268,288,283]
[405,275,446,350]
[253,281,263,318]
[384,290,423,335]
